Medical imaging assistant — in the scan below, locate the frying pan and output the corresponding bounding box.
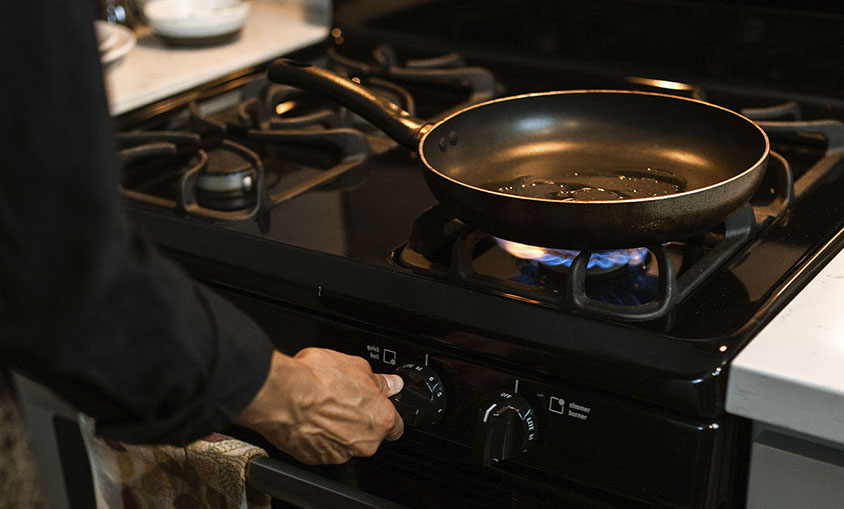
[267,59,770,249]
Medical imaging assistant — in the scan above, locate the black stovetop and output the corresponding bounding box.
[122,9,844,420]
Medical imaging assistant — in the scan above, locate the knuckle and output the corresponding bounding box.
[370,373,387,393]
[355,442,379,458]
[352,355,371,370]
[295,347,319,360]
[374,401,399,432]
[389,418,404,441]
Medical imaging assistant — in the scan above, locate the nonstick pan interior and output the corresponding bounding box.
[421,91,766,198]
[418,91,769,248]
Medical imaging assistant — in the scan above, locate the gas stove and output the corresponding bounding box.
[119,2,844,507]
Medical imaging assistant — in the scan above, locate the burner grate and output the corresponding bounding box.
[327,43,501,119]
[117,131,269,222]
[397,205,759,322]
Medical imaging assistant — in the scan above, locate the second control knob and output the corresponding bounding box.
[389,362,447,428]
[473,390,538,467]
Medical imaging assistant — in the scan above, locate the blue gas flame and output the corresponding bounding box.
[543,248,648,270]
[495,239,648,271]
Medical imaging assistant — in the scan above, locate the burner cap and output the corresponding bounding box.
[196,147,256,194]
[194,146,262,212]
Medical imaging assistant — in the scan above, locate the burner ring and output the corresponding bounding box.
[196,168,255,193]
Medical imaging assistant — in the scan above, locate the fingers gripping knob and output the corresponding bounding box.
[389,362,447,428]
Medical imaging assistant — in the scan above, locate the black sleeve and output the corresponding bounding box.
[0,0,274,445]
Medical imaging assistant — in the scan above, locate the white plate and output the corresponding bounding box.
[144,0,250,39]
[95,21,137,66]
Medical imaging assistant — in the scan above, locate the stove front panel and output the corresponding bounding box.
[222,288,750,508]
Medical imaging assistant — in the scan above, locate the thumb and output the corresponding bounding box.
[375,374,404,397]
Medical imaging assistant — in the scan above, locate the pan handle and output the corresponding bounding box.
[267,59,430,151]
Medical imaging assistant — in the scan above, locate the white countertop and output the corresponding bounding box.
[727,241,844,445]
[103,0,329,115]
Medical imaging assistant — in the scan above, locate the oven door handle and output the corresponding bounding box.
[246,456,407,509]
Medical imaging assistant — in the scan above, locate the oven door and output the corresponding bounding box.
[246,456,406,509]
[237,429,633,509]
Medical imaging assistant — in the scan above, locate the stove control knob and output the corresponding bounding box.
[473,391,538,467]
[389,362,447,428]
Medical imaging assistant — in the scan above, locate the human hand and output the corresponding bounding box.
[236,348,404,464]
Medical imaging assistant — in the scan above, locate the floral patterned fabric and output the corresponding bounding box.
[0,375,47,509]
[81,418,271,509]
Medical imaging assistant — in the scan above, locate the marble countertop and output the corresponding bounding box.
[727,242,844,445]
[103,0,329,115]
